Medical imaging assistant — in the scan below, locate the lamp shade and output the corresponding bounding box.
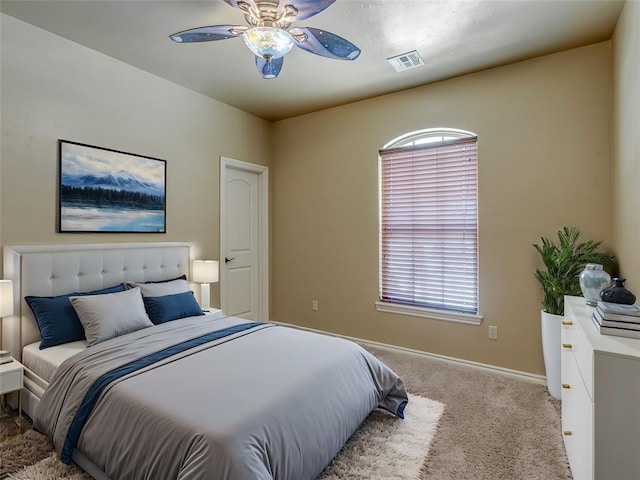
[192,260,219,284]
[0,280,14,317]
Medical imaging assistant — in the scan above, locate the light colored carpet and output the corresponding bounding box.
[1,394,443,480]
[365,345,572,479]
[7,453,89,480]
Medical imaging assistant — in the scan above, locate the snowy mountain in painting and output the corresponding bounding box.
[62,170,164,197]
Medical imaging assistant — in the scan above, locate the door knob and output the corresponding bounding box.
[225,257,235,263]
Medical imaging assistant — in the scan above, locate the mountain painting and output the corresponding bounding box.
[58,140,166,233]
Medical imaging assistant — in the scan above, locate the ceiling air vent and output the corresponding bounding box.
[387,51,425,72]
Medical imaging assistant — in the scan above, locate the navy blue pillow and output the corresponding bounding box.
[26,283,126,349]
[143,291,204,325]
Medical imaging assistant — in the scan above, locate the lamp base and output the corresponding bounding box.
[200,283,211,311]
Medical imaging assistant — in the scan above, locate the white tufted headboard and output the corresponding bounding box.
[3,242,192,361]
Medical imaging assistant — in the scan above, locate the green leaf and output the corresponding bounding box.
[532,227,614,315]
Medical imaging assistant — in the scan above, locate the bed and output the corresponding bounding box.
[3,242,408,480]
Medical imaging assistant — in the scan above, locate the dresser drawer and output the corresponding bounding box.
[561,316,594,399]
[561,351,594,480]
[561,317,577,344]
[572,312,594,398]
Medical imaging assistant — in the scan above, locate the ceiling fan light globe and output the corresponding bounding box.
[243,27,294,61]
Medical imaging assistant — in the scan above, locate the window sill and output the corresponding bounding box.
[375,301,483,325]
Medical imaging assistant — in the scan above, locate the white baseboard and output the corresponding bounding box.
[270,320,546,385]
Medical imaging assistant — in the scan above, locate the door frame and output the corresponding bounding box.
[220,156,269,321]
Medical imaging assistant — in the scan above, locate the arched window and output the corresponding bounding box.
[377,128,480,322]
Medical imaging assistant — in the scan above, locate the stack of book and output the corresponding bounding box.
[592,301,640,339]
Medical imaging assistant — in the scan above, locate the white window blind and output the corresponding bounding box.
[379,135,478,314]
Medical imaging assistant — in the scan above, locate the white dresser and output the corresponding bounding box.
[562,296,640,480]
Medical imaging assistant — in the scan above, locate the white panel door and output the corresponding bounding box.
[220,158,268,321]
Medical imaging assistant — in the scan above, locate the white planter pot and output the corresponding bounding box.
[541,310,562,400]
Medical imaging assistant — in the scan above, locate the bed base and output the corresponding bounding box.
[22,369,46,420]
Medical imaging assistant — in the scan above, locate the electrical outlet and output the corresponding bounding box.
[488,326,498,340]
[312,300,318,311]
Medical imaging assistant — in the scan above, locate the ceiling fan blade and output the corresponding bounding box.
[255,56,284,79]
[278,0,336,21]
[169,25,247,43]
[290,27,360,60]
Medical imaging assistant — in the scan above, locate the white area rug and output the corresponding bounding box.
[6,394,444,480]
[319,394,445,480]
[7,453,90,480]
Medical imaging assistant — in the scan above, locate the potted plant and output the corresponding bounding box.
[533,226,613,399]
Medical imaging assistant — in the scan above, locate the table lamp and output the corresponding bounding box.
[192,260,219,311]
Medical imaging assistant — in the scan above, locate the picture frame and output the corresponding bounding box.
[58,140,167,233]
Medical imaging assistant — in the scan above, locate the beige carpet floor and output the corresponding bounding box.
[1,344,571,479]
[366,345,572,479]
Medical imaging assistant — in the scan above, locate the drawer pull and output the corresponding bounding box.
[562,321,573,326]
[562,343,573,349]
[562,383,571,389]
[563,431,573,436]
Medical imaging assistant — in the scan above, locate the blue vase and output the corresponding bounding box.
[600,277,636,305]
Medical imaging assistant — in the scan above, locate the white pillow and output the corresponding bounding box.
[70,287,153,347]
[128,279,190,297]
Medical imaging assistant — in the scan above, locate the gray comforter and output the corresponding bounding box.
[35,315,408,480]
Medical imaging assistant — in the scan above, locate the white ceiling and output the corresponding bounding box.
[1,0,625,121]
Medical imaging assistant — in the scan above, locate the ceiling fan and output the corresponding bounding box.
[169,0,360,79]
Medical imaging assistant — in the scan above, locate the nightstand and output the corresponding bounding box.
[0,358,24,432]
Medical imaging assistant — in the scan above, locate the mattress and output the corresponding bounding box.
[22,340,87,383]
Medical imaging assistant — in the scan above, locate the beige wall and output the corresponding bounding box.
[0,14,272,310]
[1,12,624,376]
[612,1,640,297]
[271,42,613,375]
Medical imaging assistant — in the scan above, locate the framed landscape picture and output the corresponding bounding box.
[58,140,166,233]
